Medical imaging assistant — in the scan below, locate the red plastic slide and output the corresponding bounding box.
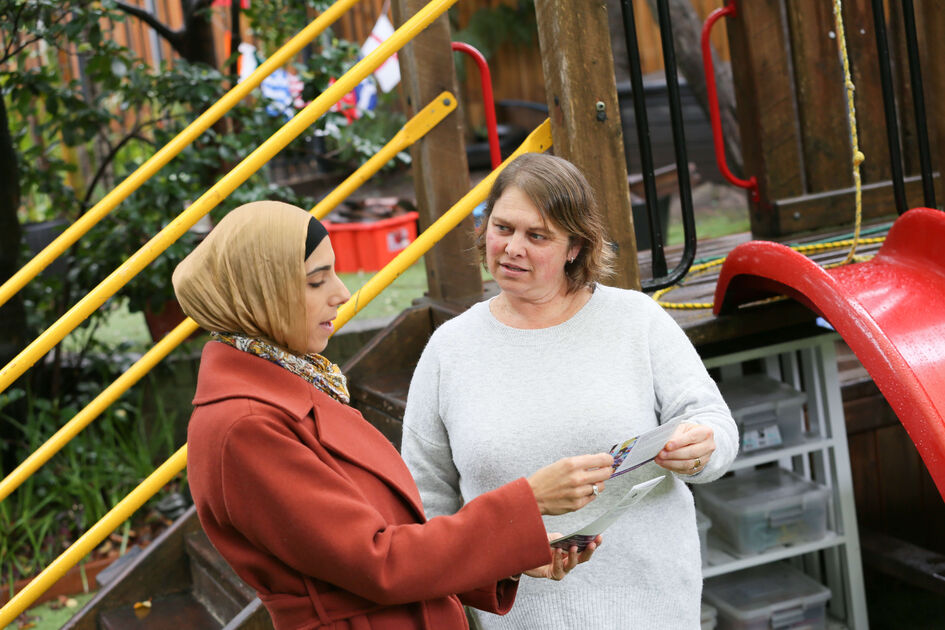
[713,208,945,498]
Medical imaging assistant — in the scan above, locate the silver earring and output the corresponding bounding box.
[568,256,575,263]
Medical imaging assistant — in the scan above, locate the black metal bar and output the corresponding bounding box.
[643,0,696,291]
[619,0,667,279]
[870,0,908,214]
[901,0,935,208]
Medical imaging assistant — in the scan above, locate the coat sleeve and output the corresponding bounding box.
[401,337,466,518]
[217,414,551,607]
[645,297,740,482]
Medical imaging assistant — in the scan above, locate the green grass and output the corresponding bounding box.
[338,259,430,321]
[3,591,96,630]
[667,213,751,247]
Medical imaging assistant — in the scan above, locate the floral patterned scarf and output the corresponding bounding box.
[212,332,350,404]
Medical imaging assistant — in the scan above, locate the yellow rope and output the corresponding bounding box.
[656,0,874,310]
[832,0,867,266]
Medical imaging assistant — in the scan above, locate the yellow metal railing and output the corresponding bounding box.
[0,93,458,503]
[0,0,461,396]
[0,120,553,625]
[0,0,363,310]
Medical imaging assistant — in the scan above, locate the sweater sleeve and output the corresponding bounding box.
[401,337,466,518]
[645,298,739,482]
[217,414,551,607]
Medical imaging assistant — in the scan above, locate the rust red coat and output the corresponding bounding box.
[186,342,551,630]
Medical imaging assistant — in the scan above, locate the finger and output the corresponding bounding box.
[663,424,713,451]
[572,452,616,471]
[656,444,712,462]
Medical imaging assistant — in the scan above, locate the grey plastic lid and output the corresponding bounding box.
[704,562,830,620]
[717,375,807,416]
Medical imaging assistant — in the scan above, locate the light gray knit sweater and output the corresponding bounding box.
[401,285,738,630]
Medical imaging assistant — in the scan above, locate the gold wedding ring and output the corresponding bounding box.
[692,458,702,472]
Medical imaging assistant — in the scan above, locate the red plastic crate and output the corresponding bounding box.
[324,212,419,273]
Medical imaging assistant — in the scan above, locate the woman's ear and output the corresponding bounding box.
[568,239,582,263]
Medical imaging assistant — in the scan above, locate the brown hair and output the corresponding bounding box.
[476,153,614,293]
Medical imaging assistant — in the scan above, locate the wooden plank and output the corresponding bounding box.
[875,424,924,541]
[917,1,945,206]
[62,508,202,630]
[848,432,883,529]
[786,0,853,193]
[860,529,945,596]
[772,174,932,233]
[391,0,483,304]
[843,0,893,184]
[887,1,919,176]
[725,0,804,237]
[534,1,640,290]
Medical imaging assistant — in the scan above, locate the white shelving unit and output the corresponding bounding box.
[700,332,868,629]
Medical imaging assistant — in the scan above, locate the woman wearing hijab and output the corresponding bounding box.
[173,200,615,630]
[401,154,739,629]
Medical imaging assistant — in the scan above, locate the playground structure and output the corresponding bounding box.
[0,0,944,627]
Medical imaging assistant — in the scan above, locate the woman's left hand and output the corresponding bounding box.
[523,534,603,581]
[654,422,716,475]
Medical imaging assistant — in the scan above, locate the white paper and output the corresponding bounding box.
[549,476,666,550]
[609,421,680,478]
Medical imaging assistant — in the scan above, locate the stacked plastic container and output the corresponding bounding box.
[703,563,831,629]
[698,375,834,628]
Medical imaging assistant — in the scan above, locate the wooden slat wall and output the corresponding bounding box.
[454,0,733,132]
[729,0,944,237]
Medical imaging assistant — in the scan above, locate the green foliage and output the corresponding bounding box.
[0,385,183,583]
[450,0,537,76]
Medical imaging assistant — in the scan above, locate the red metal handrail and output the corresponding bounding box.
[452,41,501,169]
[702,2,759,202]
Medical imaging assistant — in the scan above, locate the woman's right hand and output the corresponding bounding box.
[526,453,614,515]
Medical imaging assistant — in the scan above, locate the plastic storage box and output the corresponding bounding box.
[717,375,807,455]
[703,562,831,630]
[325,212,419,272]
[693,467,829,555]
[696,508,712,566]
[701,602,718,630]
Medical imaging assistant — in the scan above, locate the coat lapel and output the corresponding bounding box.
[196,343,426,521]
[311,389,426,521]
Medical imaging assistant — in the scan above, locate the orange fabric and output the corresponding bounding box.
[187,343,551,629]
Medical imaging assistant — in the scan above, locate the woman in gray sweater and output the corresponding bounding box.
[402,154,738,629]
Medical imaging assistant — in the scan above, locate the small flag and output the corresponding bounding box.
[360,15,400,93]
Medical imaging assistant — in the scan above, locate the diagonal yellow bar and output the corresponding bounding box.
[311,91,457,219]
[334,119,554,328]
[0,120,552,625]
[0,0,461,396]
[0,0,363,310]
[0,447,189,628]
[0,93,457,504]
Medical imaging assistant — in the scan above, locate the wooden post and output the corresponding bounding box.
[391,0,482,305]
[534,1,640,291]
[918,0,945,205]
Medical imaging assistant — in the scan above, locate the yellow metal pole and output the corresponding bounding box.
[0,94,456,503]
[0,447,188,628]
[0,0,362,310]
[0,320,199,502]
[311,91,457,219]
[334,119,553,328]
[0,119,552,623]
[0,0,460,396]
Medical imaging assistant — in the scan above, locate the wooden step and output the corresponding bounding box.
[99,591,222,630]
[186,530,257,623]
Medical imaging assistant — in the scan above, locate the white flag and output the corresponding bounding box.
[360,15,401,93]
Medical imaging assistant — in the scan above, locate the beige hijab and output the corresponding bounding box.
[172,201,311,354]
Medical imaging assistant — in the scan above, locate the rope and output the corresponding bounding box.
[831,0,868,266]
[656,0,875,310]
